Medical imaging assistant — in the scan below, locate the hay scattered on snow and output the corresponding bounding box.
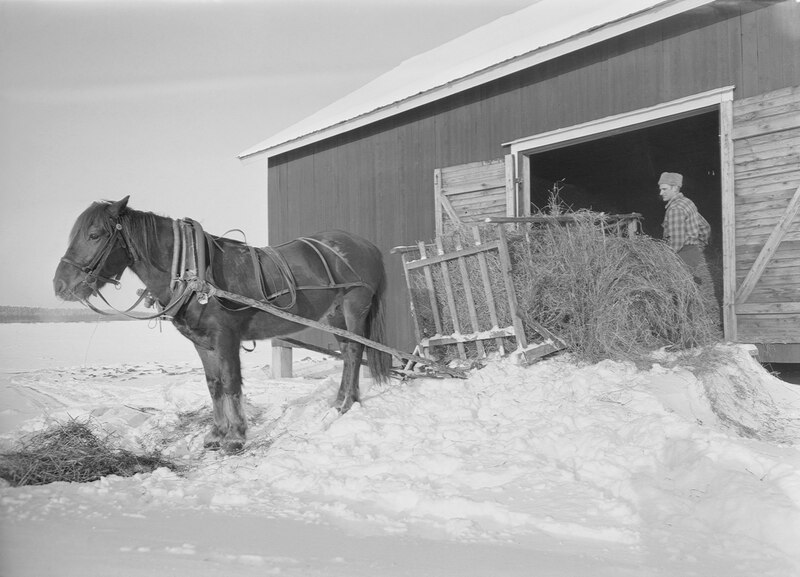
[0,417,178,486]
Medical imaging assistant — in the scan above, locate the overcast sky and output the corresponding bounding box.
[0,0,533,308]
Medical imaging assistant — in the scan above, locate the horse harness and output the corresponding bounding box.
[75,216,370,320]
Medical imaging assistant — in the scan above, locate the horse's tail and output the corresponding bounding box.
[365,261,392,385]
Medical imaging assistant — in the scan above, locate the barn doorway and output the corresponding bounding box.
[515,105,726,321]
[525,110,721,250]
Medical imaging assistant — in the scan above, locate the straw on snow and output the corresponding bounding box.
[0,417,177,486]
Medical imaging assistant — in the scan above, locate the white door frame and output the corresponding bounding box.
[503,86,736,337]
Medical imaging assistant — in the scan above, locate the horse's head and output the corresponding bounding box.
[53,196,134,301]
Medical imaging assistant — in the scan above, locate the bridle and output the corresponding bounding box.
[60,219,133,292]
[61,215,194,320]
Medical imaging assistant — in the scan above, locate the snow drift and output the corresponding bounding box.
[1,322,799,576]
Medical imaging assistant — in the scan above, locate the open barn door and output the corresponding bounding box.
[730,84,800,360]
[434,156,517,235]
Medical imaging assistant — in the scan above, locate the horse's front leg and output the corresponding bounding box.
[194,340,247,453]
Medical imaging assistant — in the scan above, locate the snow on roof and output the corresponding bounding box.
[239,0,714,159]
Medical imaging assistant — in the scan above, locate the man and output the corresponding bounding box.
[658,171,719,321]
[659,171,710,264]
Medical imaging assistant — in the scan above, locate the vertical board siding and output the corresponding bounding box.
[268,2,800,350]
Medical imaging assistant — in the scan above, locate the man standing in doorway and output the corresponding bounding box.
[658,171,719,322]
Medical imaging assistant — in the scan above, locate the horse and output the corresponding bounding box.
[53,196,392,453]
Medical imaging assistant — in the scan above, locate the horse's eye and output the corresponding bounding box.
[88,232,101,241]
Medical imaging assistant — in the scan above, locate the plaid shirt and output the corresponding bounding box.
[662,193,710,252]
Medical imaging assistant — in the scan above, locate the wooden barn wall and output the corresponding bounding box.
[267,1,800,350]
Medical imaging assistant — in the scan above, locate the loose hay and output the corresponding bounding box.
[0,417,178,486]
[407,212,720,364]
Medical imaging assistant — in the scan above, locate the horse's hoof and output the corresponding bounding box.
[222,440,245,454]
[337,400,359,415]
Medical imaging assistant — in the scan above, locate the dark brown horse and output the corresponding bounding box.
[53,197,391,453]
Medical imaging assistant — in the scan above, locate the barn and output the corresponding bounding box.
[240,0,800,363]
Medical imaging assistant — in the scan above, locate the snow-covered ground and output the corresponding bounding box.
[1,321,800,577]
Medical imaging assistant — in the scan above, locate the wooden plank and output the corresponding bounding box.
[739,277,800,293]
[735,170,800,190]
[518,341,564,365]
[435,237,466,358]
[453,236,485,357]
[442,182,506,196]
[735,184,800,304]
[720,98,737,341]
[444,187,505,202]
[736,219,800,238]
[441,159,506,180]
[734,159,800,182]
[505,154,516,217]
[734,143,800,168]
[735,240,800,260]
[735,261,800,278]
[446,186,506,200]
[403,240,501,270]
[745,286,800,303]
[736,274,800,290]
[472,227,505,354]
[451,195,508,213]
[735,194,799,214]
[733,111,800,140]
[735,179,800,199]
[274,337,344,359]
[734,153,800,177]
[736,314,800,342]
[733,99,800,125]
[737,302,800,315]
[398,251,425,355]
[734,132,800,158]
[423,327,516,347]
[521,154,532,217]
[735,188,798,207]
[495,224,528,350]
[735,210,800,229]
[439,193,462,230]
[434,168,444,237]
[271,341,293,379]
[733,85,800,117]
[418,242,444,336]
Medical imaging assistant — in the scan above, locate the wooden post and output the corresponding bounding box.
[435,237,466,358]
[719,97,737,341]
[398,249,426,358]
[495,224,528,350]
[418,241,444,336]
[472,227,506,354]
[271,340,293,378]
[454,236,485,357]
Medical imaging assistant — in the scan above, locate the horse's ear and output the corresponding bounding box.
[108,196,130,218]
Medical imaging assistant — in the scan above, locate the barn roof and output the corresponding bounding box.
[239,0,715,160]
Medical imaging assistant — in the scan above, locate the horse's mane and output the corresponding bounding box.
[71,200,170,271]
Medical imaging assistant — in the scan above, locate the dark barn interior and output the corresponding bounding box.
[528,110,722,255]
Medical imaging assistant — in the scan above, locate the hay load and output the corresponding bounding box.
[402,210,720,364]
